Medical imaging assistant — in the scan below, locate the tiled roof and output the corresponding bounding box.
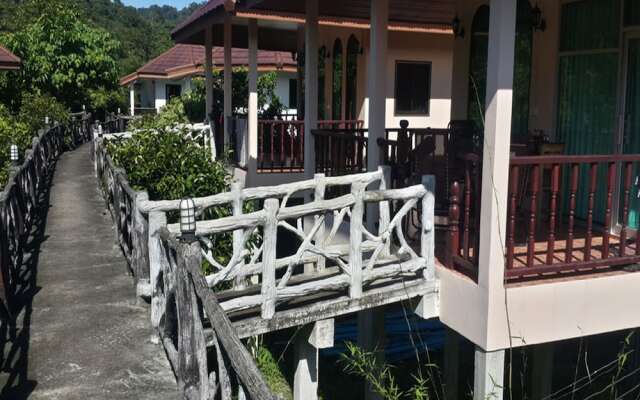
[0,46,21,70]
[120,44,296,85]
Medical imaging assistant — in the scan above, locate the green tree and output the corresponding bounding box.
[0,0,120,111]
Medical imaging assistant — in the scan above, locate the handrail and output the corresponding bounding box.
[0,113,92,316]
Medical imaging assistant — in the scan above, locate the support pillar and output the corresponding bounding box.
[247,19,259,181]
[358,308,385,400]
[366,0,388,172]
[444,328,460,400]
[223,14,233,149]
[293,320,334,400]
[303,0,319,178]
[530,343,554,400]
[129,84,135,116]
[474,348,505,400]
[205,26,214,121]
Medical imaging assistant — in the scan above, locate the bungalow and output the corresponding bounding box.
[0,46,20,70]
[119,43,299,116]
[170,1,640,399]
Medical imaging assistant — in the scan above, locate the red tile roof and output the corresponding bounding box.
[120,44,296,86]
[0,46,21,70]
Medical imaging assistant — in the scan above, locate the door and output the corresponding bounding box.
[621,35,640,228]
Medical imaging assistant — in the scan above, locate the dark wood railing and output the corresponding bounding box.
[312,129,368,177]
[257,119,304,173]
[317,119,364,130]
[1,115,92,316]
[448,154,640,282]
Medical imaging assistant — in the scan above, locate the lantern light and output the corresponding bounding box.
[532,4,546,32]
[179,197,197,240]
[452,15,465,39]
[10,144,19,164]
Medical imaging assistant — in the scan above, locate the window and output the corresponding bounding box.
[332,39,343,120]
[166,84,182,102]
[288,79,298,109]
[346,35,360,120]
[394,61,431,115]
[318,46,327,119]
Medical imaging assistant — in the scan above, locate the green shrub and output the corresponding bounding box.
[0,104,35,186]
[17,94,69,132]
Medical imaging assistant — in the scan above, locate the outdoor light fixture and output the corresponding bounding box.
[10,144,19,164]
[44,116,50,125]
[452,15,465,39]
[179,197,197,241]
[532,4,546,31]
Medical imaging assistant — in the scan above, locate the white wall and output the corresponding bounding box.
[274,71,298,115]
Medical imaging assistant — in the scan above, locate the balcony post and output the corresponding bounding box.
[303,0,319,178]
[474,348,505,400]
[205,25,214,121]
[247,19,259,182]
[224,14,233,149]
[129,83,135,116]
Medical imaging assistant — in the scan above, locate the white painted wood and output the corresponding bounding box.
[149,211,167,333]
[205,26,214,120]
[313,173,326,271]
[473,348,504,400]
[231,182,246,289]
[224,13,233,149]
[349,182,365,298]
[261,198,278,319]
[129,84,135,116]
[308,319,334,349]
[367,0,389,171]
[294,324,319,400]
[304,0,319,178]
[378,166,391,257]
[421,175,435,280]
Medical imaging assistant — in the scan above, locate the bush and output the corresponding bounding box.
[0,105,34,185]
[17,94,69,133]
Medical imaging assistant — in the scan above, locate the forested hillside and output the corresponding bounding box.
[0,0,203,74]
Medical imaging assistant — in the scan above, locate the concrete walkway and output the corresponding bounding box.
[0,144,176,399]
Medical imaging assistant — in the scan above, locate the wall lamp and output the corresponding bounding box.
[532,4,546,32]
[452,15,465,39]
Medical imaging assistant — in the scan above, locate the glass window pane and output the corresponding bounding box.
[395,62,431,115]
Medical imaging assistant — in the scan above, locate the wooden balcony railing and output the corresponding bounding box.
[257,119,304,173]
[312,129,368,177]
[448,153,640,282]
[317,120,364,130]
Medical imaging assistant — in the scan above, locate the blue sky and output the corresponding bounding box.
[121,0,194,9]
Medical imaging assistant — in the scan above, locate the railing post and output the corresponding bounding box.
[350,182,365,298]
[422,175,436,280]
[232,181,247,288]
[447,182,460,269]
[149,211,167,333]
[314,173,327,271]
[134,191,150,300]
[379,166,391,257]
[175,240,210,400]
[261,198,279,319]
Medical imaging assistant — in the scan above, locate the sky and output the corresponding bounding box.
[121,0,194,9]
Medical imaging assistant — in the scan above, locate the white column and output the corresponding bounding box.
[293,320,334,400]
[366,0,388,171]
[247,19,259,179]
[205,26,214,121]
[303,0,319,178]
[477,0,517,291]
[474,348,505,400]
[129,84,135,116]
[224,14,233,149]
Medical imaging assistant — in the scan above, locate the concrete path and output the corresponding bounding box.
[0,144,176,399]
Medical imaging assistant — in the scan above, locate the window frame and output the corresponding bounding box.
[394,60,432,117]
[165,83,182,103]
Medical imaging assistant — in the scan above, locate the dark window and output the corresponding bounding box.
[288,79,298,109]
[332,39,343,120]
[318,46,327,119]
[394,61,431,115]
[346,35,360,120]
[166,84,182,102]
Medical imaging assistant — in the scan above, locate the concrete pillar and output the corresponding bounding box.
[366,0,388,172]
[205,26,214,121]
[303,0,319,178]
[476,0,517,291]
[530,343,554,399]
[247,19,259,180]
[129,84,135,116]
[444,328,460,400]
[358,308,385,400]
[474,348,505,400]
[224,14,233,148]
[293,320,334,400]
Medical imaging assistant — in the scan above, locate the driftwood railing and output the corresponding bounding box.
[103,113,133,134]
[0,114,92,315]
[447,153,640,282]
